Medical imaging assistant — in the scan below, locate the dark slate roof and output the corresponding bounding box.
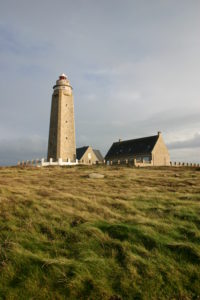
[76,146,89,160]
[105,135,159,160]
[93,149,104,162]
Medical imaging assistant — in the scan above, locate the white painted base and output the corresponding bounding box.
[41,158,79,167]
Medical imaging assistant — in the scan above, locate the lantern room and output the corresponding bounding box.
[59,73,67,80]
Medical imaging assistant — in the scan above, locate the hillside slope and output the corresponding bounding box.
[0,166,200,299]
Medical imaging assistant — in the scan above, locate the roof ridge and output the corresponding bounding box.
[114,135,158,144]
[76,146,89,149]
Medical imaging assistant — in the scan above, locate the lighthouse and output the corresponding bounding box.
[47,74,76,162]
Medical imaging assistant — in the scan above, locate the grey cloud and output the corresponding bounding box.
[170,148,200,164]
[137,112,200,133]
[167,133,200,150]
[0,25,50,57]
[0,137,47,166]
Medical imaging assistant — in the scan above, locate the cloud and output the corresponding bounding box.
[170,148,200,164]
[167,133,200,150]
[0,137,47,166]
[0,25,51,57]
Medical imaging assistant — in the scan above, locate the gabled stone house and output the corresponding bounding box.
[105,132,170,166]
[76,146,104,164]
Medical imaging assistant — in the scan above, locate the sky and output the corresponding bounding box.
[0,0,200,165]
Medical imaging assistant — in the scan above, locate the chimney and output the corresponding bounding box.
[158,131,161,136]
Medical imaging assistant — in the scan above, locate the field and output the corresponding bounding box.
[0,165,200,300]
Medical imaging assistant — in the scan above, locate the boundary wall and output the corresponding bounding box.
[17,158,200,168]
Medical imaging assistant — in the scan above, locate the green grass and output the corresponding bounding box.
[0,165,200,299]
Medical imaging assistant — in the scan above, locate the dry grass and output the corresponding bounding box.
[0,165,200,299]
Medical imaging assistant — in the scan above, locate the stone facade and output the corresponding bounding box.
[47,74,76,162]
[76,146,101,164]
[151,132,170,166]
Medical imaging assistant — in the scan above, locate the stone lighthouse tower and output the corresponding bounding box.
[47,74,76,162]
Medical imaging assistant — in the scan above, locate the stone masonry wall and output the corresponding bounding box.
[152,134,170,166]
[79,147,98,164]
[59,89,76,161]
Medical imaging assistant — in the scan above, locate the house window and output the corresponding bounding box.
[143,156,151,163]
[136,156,142,162]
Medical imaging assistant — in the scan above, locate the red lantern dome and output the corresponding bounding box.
[59,73,67,80]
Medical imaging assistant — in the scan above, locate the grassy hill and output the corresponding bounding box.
[0,165,200,300]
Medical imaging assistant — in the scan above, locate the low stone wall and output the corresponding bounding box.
[170,162,200,167]
[18,158,79,167]
[106,159,200,167]
[106,158,152,167]
[18,159,42,167]
[17,159,200,168]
